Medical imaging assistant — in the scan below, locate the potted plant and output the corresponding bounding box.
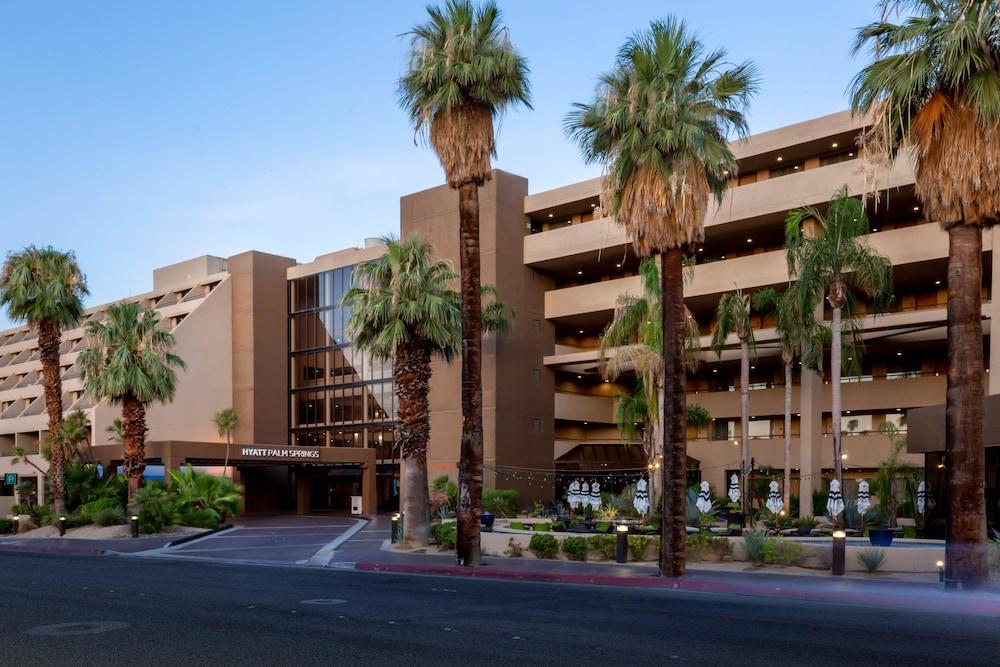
[868,506,893,547]
[795,515,816,536]
[480,511,495,530]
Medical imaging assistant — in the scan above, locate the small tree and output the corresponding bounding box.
[214,408,239,478]
[12,410,93,493]
[710,289,756,513]
[875,421,922,529]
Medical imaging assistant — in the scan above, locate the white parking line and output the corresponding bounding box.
[306,518,368,567]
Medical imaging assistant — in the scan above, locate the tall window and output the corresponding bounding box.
[288,267,397,464]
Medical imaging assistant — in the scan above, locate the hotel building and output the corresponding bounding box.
[1,109,997,530]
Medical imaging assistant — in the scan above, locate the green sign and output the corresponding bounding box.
[3,473,17,486]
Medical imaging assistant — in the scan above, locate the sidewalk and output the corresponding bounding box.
[0,533,184,556]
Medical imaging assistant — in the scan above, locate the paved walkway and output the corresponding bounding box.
[149,514,365,565]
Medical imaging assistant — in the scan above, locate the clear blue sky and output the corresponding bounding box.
[0,1,881,326]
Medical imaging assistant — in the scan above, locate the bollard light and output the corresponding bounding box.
[391,512,401,544]
[130,515,139,538]
[58,516,66,537]
[937,560,945,584]
[12,516,20,535]
[831,530,846,576]
[615,524,629,563]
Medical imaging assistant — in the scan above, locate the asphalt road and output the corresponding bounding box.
[1,552,998,666]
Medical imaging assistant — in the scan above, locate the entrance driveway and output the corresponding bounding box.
[156,514,364,565]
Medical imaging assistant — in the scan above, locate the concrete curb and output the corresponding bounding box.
[354,561,1000,616]
[166,523,234,548]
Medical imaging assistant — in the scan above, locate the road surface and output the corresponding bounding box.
[1,552,997,666]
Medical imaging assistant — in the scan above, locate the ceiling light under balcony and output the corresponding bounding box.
[832,142,838,148]
[897,351,903,356]
[935,280,941,285]
[577,270,583,275]
[746,237,753,243]
[548,213,554,218]
[848,152,855,157]
[776,156,783,162]
[913,205,920,211]
[697,247,704,252]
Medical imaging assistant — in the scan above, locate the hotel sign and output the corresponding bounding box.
[240,447,321,460]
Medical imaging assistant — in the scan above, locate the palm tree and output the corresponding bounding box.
[398,0,530,567]
[78,302,185,497]
[601,258,702,516]
[753,284,825,512]
[567,18,758,576]
[710,289,757,514]
[850,0,999,587]
[344,236,511,549]
[785,188,893,524]
[0,246,88,515]
[214,408,239,478]
[11,410,92,483]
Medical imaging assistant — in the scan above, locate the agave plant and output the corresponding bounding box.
[856,548,887,573]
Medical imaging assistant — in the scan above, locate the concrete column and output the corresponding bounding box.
[295,469,309,515]
[989,227,1000,395]
[797,366,825,516]
[361,464,377,516]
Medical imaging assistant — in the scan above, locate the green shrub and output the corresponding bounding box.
[562,536,587,561]
[528,534,559,559]
[431,475,458,511]
[510,521,526,531]
[742,530,769,564]
[903,525,917,539]
[627,535,652,561]
[431,522,456,550]
[482,489,519,517]
[856,548,887,573]
[128,485,176,534]
[177,508,221,529]
[10,504,32,515]
[594,521,611,533]
[686,533,732,561]
[764,539,804,566]
[532,522,551,532]
[742,531,803,566]
[587,535,616,560]
[63,512,92,529]
[0,518,13,534]
[169,466,243,523]
[76,498,122,521]
[34,505,54,527]
[93,508,126,527]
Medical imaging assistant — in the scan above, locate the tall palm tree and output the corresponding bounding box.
[398,0,530,566]
[753,284,825,512]
[0,246,88,514]
[78,302,185,497]
[850,0,999,587]
[345,236,511,549]
[785,188,893,524]
[567,18,758,576]
[710,289,757,514]
[601,257,701,511]
[214,408,239,478]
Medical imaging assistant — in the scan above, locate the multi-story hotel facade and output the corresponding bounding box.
[2,109,997,530]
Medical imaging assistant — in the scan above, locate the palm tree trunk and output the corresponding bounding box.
[659,248,687,577]
[831,303,843,528]
[783,354,792,513]
[38,319,66,514]
[944,223,988,587]
[456,181,484,567]
[396,340,432,548]
[740,338,750,514]
[122,396,147,499]
[223,434,231,479]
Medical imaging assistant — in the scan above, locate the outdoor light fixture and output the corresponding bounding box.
[548,213,553,218]
[831,142,838,148]
[58,516,66,537]
[937,560,945,583]
[697,247,704,252]
[12,516,19,534]
[615,524,629,563]
[913,206,920,211]
[616,263,621,268]
[720,255,726,259]
[841,453,848,461]
[577,270,583,275]
[897,351,903,356]
[590,203,596,208]
[130,515,140,539]
[848,152,855,157]
[832,530,847,576]
[746,237,753,243]
[776,156,783,162]
[935,280,941,285]
[872,227,878,232]
[578,329,584,335]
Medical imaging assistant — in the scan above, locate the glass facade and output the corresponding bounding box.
[288,267,397,466]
